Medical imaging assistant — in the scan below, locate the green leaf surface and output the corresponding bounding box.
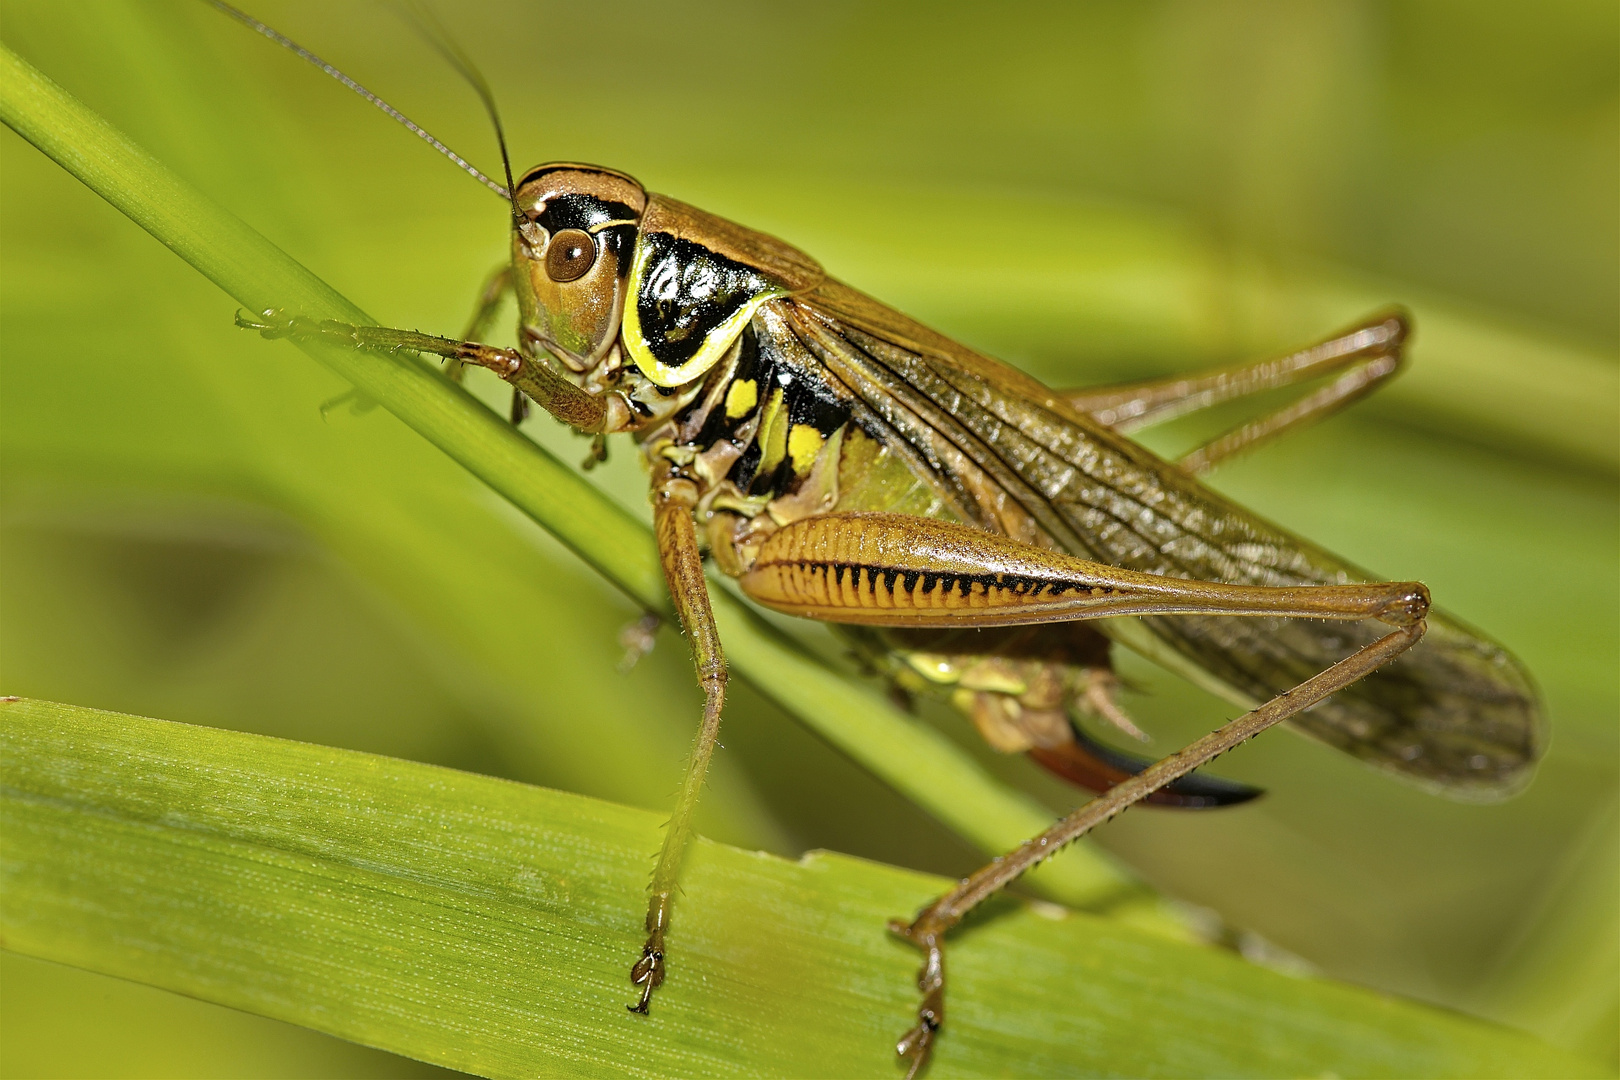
[1,697,1596,1078]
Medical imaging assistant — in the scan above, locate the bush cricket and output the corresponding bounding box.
[213,5,1545,1074]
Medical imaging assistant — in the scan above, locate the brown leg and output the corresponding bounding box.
[315,388,378,420]
[888,620,1426,1077]
[629,469,729,1014]
[738,512,1429,628]
[1062,310,1407,474]
[581,432,610,471]
[728,511,1427,1073]
[236,307,609,433]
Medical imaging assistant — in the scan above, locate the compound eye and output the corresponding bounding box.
[545,228,596,282]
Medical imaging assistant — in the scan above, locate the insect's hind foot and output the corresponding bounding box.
[896,1009,939,1080]
[888,918,946,1078]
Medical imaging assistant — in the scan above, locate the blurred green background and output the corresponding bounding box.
[1,1,1614,1076]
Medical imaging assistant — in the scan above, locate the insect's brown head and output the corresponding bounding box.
[512,163,647,372]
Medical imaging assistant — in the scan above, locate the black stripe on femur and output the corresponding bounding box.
[791,563,1099,602]
[636,232,773,369]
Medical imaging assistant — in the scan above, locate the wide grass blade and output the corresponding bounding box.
[1,696,1597,1078]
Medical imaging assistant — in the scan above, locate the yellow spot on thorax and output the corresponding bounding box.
[724,378,758,419]
[787,424,826,473]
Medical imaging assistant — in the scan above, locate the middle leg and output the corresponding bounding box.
[628,465,730,1014]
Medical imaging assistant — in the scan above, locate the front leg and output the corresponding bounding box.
[236,308,619,433]
[629,467,729,1014]
[242,307,719,1013]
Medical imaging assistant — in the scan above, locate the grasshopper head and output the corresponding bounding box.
[512,164,647,372]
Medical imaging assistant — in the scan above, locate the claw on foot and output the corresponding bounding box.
[888,917,946,1078]
[627,939,665,1015]
[235,307,284,335]
[896,1002,940,1080]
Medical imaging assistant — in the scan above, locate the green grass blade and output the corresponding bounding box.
[0,40,1133,911]
[1,696,1597,1078]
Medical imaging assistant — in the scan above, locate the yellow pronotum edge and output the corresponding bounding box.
[621,240,786,388]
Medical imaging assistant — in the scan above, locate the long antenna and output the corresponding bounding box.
[397,1,524,226]
[208,0,512,202]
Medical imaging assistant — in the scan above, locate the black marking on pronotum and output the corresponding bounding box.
[529,191,638,232]
[520,192,637,281]
[637,233,772,368]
